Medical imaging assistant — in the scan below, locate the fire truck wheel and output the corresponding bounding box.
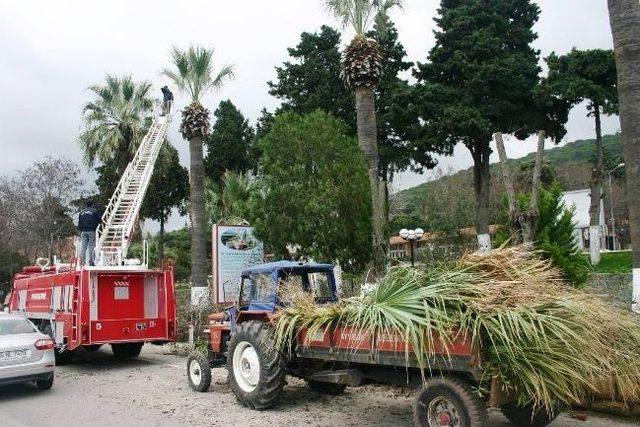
[227,320,286,409]
[35,375,54,390]
[84,345,102,352]
[413,376,487,427]
[187,352,212,392]
[43,324,73,366]
[500,402,559,427]
[306,380,347,395]
[54,350,74,366]
[112,343,143,358]
[128,343,144,358]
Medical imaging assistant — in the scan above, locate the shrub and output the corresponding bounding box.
[535,184,592,286]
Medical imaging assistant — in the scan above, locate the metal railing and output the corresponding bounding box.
[94,112,169,266]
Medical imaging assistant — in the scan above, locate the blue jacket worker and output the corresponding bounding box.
[78,200,101,266]
[161,86,174,115]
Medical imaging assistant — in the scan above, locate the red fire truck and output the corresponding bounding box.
[8,261,176,362]
[8,114,177,362]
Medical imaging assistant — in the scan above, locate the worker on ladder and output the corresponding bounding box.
[78,200,101,266]
[161,86,173,115]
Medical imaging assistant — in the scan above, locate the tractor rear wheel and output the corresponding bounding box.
[306,380,347,395]
[413,376,487,427]
[187,352,212,392]
[500,402,559,427]
[227,320,285,409]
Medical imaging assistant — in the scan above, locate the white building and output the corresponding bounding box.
[561,189,606,251]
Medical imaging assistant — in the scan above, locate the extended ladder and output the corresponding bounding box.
[94,115,170,266]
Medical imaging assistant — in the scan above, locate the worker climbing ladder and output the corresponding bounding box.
[94,114,170,266]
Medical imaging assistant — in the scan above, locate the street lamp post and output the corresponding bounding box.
[608,163,625,251]
[399,228,425,267]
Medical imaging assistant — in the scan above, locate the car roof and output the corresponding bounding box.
[241,260,335,277]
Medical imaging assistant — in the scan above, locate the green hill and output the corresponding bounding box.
[516,133,622,167]
[399,133,622,203]
[394,133,623,233]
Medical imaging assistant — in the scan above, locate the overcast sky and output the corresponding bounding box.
[0,0,620,229]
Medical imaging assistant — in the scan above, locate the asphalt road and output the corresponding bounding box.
[0,345,638,427]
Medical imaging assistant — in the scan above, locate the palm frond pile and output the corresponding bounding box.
[274,245,640,410]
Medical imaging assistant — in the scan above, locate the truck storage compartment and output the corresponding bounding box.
[89,271,170,343]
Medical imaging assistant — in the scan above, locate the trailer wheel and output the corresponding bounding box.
[306,380,347,395]
[227,320,285,409]
[414,377,487,427]
[187,352,212,392]
[500,402,559,427]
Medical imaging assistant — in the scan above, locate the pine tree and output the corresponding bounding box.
[268,26,355,132]
[414,0,541,250]
[204,100,255,184]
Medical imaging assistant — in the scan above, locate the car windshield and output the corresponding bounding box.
[0,318,37,335]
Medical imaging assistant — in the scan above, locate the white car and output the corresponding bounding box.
[0,314,55,389]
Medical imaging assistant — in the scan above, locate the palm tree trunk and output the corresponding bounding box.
[189,136,209,291]
[527,130,547,242]
[608,0,640,311]
[494,132,523,243]
[589,105,604,265]
[355,87,386,274]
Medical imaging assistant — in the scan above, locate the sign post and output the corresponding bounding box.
[212,224,264,304]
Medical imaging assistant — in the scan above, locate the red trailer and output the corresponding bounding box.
[8,260,176,362]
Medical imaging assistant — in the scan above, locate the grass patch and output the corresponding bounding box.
[593,251,633,274]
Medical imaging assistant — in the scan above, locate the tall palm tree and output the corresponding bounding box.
[162,46,234,290]
[324,0,402,274]
[607,0,640,311]
[79,75,153,173]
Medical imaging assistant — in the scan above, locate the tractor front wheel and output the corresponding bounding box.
[413,376,487,427]
[187,352,212,392]
[227,321,285,409]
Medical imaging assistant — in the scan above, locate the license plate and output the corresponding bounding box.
[0,349,29,360]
